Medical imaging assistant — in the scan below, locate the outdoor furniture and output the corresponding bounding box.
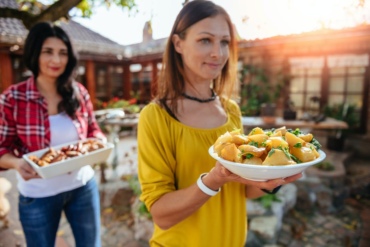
[94,109,139,173]
[94,109,125,172]
[103,114,139,136]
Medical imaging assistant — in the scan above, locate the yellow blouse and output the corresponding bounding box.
[138,99,247,247]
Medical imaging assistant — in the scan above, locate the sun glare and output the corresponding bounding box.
[232,0,370,40]
[73,0,370,45]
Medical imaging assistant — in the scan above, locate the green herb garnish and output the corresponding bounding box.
[246,153,254,159]
[293,143,302,148]
[268,149,275,157]
[248,141,259,147]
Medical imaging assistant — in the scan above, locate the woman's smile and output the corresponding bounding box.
[204,62,222,70]
[49,66,62,71]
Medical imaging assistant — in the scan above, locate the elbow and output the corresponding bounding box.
[152,215,174,230]
[150,198,180,230]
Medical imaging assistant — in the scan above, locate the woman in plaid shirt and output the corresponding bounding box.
[0,22,105,247]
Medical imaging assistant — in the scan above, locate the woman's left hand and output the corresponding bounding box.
[15,159,41,181]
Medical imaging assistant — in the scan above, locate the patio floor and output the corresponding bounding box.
[0,134,369,247]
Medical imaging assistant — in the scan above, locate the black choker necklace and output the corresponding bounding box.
[182,90,217,103]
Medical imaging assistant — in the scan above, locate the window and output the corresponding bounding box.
[95,63,125,102]
[327,54,367,108]
[288,54,368,133]
[130,64,153,104]
[110,65,124,98]
[326,54,368,132]
[289,57,324,115]
[95,64,109,101]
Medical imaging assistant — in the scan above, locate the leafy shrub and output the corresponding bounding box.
[253,194,281,209]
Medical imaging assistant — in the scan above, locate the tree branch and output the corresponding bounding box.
[28,0,82,28]
[0,0,135,30]
[0,7,33,23]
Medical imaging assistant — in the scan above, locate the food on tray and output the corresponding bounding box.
[28,139,105,167]
[213,126,322,166]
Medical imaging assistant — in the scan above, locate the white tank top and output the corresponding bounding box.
[17,112,95,198]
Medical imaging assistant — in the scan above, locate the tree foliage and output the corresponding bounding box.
[0,0,137,29]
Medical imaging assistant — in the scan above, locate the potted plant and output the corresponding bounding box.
[323,103,359,151]
[95,97,141,114]
[239,64,286,119]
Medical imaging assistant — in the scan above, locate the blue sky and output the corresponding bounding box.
[72,0,370,46]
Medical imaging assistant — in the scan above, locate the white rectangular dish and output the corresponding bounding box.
[23,138,114,179]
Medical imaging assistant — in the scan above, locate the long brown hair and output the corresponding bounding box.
[154,0,238,114]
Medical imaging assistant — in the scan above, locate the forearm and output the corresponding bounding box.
[0,152,20,170]
[150,176,222,230]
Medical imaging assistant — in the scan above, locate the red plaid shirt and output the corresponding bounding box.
[0,77,103,168]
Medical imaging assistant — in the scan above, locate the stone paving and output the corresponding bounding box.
[278,201,365,247]
[1,135,369,247]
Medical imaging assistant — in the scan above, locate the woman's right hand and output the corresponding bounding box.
[206,162,299,192]
[14,159,40,180]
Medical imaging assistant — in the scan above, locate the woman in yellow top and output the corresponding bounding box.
[137,1,302,246]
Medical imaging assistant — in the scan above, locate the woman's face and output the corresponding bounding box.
[38,37,68,79]
[173,15,230,83]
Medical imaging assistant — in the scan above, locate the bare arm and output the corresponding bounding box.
[150,162,302,230]
[0,153,40,180]
[150,182,212,230]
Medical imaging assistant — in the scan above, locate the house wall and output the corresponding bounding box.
[2,24,370,140]
[0,51,134,108]
[237,27,370,138]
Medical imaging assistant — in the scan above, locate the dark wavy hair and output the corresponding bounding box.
[23,21,80,118]
[154,0,238,114]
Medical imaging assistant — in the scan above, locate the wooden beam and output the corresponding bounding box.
[85,60,97,108]
[151,60,158,98]
[123,64,131,100]
[0,53,13,92]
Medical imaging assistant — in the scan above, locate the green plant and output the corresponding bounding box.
[127,175,142,196]
[127,175,151,219]
[253,194,281,209]
[239,64,286,116]
[95,97,141,114]
[323,103,360,137]
[315,161,335,171]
